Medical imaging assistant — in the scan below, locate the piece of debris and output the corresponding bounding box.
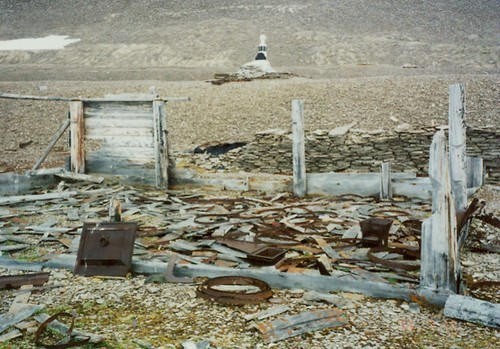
[74,222,137,277]
[34,312,105,344]
[0,329,22,343]
[196,276,272,305]
[303,291,355,309]
[243,305,290,321]
[256,308,347,342]
[444,295,500,329]
[0,304,44,334]
[0,272,50,289]
[164,253,194,283]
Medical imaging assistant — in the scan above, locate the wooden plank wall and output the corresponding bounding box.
[82,101,157,184]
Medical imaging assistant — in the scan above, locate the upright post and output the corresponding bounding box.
[292,99,306,197]
[466,157,483,189]
[69,101,85,174]
[420,130,459,293]
[448,84,467,212]
[153,100,168,189]
[380,162,392,200]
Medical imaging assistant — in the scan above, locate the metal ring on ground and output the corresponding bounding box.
[196,276,273,305]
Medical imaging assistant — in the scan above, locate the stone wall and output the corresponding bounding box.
[219,126,499,184]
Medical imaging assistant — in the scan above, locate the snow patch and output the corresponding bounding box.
[0,35,80,51]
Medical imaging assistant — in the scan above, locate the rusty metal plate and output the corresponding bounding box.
[74,222,137,277]
[247,247,286,265]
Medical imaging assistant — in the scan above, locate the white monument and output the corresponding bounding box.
[235,34,276,79]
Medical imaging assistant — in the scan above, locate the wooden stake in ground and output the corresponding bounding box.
[420,130,459,293]
[292,99,306,197]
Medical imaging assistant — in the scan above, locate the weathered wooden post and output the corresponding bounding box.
[69,100,85,174]
[466,157,483,189]
[153,100,169,189]
[292,99,306,197]
[420,130,459,293]
[380,162,392,200]
[448,84,467,212]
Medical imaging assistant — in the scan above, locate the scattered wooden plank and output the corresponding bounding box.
[243,305,290,321]
[0,329,22,343]
[54,171,105,184]
[257,308,347,342]
[0,256,44,272]
[0,304,44,334]
[444,295,499,328]
[0,191,77,206]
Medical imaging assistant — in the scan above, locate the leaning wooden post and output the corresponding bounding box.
[69,101,85,174]
[380,162,392,200]
[292,99,306,197]
[448,84,467,212]
[153,100,168,189]
[420,130,459,293]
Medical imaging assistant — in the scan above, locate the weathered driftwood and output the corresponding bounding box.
[0,191,77,206]
[32,118,70,171]
[420,130,459,293]
[292,99,306,197]
[444,295,500,328]
[70,101,85,174]
[448,84,467,213]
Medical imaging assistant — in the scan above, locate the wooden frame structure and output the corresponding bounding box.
[70,96,170,188]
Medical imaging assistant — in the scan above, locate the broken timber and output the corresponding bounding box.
[46,254,451,307]
[420,130,459,293]
[444,295,500,329]
[292,99,306,197]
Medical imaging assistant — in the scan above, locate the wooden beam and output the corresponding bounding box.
[70,101,85,173]
[420,130,459,293]
[0,191,78,206]
[0,92,189,103]
[45,254,450,307]
[444,295,500,328]
[31,118,70,171]
[448,84,467,212]
[291,99,306,197]
[380,162,392,200]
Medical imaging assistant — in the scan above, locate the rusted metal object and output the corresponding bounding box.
[196,276,272,305]
[367,246,420,271]
[164,253,194,283]
[0,272,50,289]
[247,247,286,265]
[74,222,137,277]
[35,312,90,348]
[359,218,393,247]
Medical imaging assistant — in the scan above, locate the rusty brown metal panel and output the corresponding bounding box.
[74,222,137,277]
